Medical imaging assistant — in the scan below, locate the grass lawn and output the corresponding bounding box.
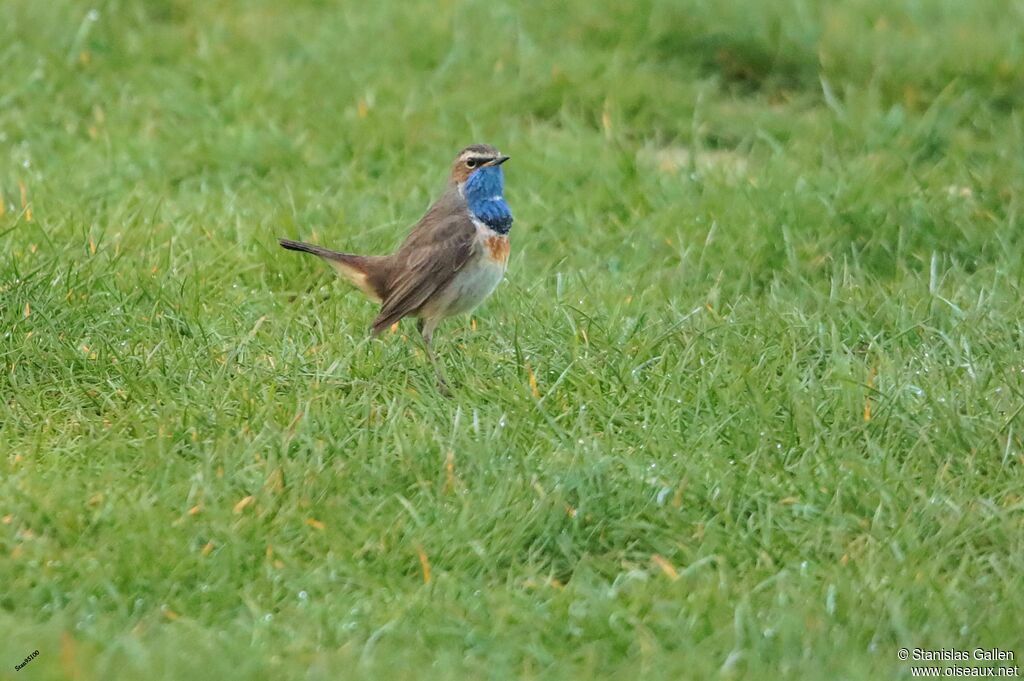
[2,0,1024,678]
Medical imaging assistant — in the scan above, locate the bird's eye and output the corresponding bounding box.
[466,158,478,168]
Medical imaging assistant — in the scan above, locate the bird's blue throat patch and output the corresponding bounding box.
[464,165,513,234]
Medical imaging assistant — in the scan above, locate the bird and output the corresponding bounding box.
[279,144,513,392]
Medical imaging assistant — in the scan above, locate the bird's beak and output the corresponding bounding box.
[488,155,510,166]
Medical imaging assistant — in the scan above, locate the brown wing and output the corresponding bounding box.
[370,208,478,335]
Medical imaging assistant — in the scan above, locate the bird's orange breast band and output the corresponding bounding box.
[485,235,510,263]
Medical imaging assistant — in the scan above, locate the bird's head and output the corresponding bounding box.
[448,144,514,233]
[449,144,510,186]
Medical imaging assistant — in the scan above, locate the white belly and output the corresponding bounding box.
[439,257,506,316]
[424,219,509,319]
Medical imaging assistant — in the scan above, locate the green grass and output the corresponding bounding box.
[2,0,1024,678]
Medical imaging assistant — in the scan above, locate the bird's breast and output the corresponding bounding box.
[425,220,509,318]
[484,234,510,264]
[435,247,506,317]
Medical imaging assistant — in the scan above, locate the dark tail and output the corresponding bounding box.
[279,238,387,303]
[279,238,348,260]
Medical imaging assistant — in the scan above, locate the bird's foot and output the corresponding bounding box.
[435,374,452,397]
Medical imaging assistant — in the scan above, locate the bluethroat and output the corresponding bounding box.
[280,144,513,392]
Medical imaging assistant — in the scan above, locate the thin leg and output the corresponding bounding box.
[418,317,451,395]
